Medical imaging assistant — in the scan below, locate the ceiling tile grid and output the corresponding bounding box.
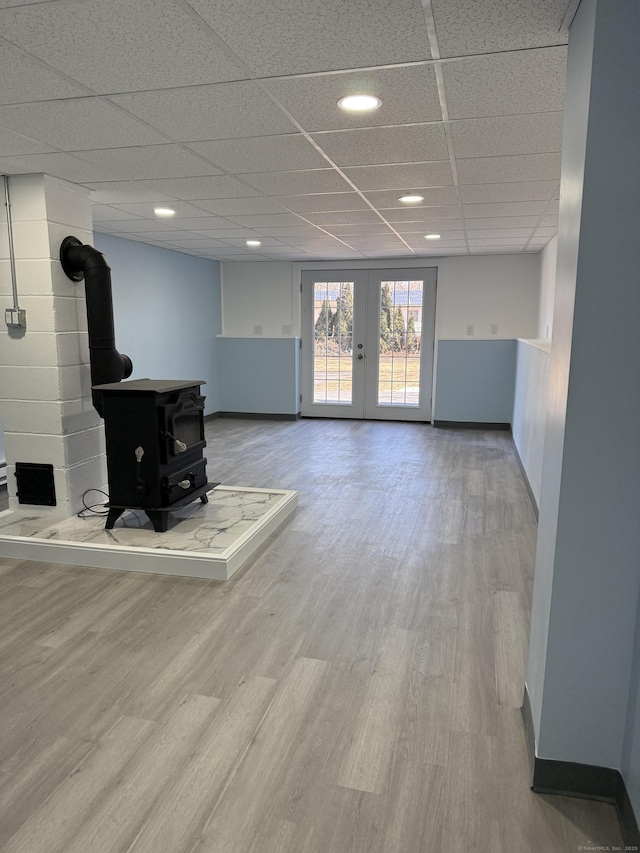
[0,0,573,261]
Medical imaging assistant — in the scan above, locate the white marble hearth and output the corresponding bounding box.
[0,486,297,580]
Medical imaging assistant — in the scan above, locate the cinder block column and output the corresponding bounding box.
[0,173,106,515]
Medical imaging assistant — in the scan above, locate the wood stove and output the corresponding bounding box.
[95,379,216,532]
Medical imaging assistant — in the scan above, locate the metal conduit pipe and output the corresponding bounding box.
[60,236,133,417]
[3,175,25,329]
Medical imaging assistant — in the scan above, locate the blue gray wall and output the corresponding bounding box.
[217,337,300,415]
[433,339,516,423]
[526,0,640,785]
[95,234,222,415]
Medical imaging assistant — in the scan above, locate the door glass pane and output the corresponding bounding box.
[378,280,423,407]
[313,281,354,404]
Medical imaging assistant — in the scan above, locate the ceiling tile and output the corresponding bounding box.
[344,162,454,191]
[254,226,325,237]
[217,237,288,248]
[0,151,125,183]
[111,82,296,142]
[404,230,465,241]
[138,175,261,200]
[98,219,183,233]
[274,193,368,213]
[191,197,291,216]
[460,181,559,204]
[451,112,564,158]
[540,214,559,226]
[405,239,467,249]
[312,124,449,167]
[87,181,179,204]
[0,37,88,104]
[304,210,386,226]
[392,219,464,233]
[76,145,221,181]
[92,205,145,222]
[0,124,55,155]
[466,228,534,238]
[193,229,265,239]
[324,224,398,237]
[0,0,244,93]
[383,205,462,222]
[546,199,560,213]
[188,0,431,76]
[237,169,351,196]
[468,237,528,246]
[432,0,569,57]
[534,227,557,236]
[0,98,167,151]
[266,65,442,132]
[443,48,566,119]
[464,201,549,218]
[187,135,328,173]
[224,213,309,228]
[149,216,238,231]
[462,216,541,229]
[470,246,525,254]
[109,200,229,219]
[457,153,562,184]
[363,187,460,209]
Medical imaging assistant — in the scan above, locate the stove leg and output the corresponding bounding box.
[105,507,125,529]
[200,494,209,504]
[147,510,169,533]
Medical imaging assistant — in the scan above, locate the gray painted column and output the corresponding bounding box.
[526,0,640,771]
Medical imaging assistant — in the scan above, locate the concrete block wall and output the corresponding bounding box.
[0,173,106,515]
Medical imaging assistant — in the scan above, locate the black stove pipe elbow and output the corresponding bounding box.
[60,236,133,417]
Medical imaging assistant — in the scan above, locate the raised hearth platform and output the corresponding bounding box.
[0,486,297,580]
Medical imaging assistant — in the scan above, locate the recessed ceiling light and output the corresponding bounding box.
[153,207,175,217]
[337,94,382,112]
[246,240,262,247]
[399,195,424,204]
[425,234,441,240]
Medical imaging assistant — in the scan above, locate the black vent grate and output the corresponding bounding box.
[15,462,56,506]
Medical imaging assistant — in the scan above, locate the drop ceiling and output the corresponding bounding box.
[0,0,570,262]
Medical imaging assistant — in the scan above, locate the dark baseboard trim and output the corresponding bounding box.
[204,412,220,422]
[510,438,539,521]
[216,411,300,421]
[432,420,510,430]
[521,684,640,847]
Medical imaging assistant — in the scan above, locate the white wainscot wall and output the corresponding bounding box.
[512,338,551,512]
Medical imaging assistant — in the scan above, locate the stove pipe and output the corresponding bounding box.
[60,236,133,417]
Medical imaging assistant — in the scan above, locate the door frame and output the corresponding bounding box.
[300,267,437,422]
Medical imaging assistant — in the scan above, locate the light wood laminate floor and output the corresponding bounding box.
[0,419,623,852]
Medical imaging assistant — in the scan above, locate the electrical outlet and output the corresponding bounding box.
[546,325,550,339]
[466,324,474,336]
[491,324,498,335]
[282,324,292,336]
[5,308,26,328]
[253,324,263,336]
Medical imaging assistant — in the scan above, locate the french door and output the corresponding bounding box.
[300,268,436,421]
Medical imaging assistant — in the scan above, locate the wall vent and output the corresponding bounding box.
[15,462,56,506]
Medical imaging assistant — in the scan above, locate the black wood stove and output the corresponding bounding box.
[59,236,216,532]
[95,379,216,532]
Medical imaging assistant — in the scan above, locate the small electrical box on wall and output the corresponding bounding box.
[15,462,56,506]
[5,308,26,328]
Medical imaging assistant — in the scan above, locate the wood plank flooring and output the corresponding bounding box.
[0,418,624,851]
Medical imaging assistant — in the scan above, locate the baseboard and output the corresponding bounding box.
[510,439,539,521]
[432,420,511,430]
[215,411,301,421]
[521,684,640,847]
